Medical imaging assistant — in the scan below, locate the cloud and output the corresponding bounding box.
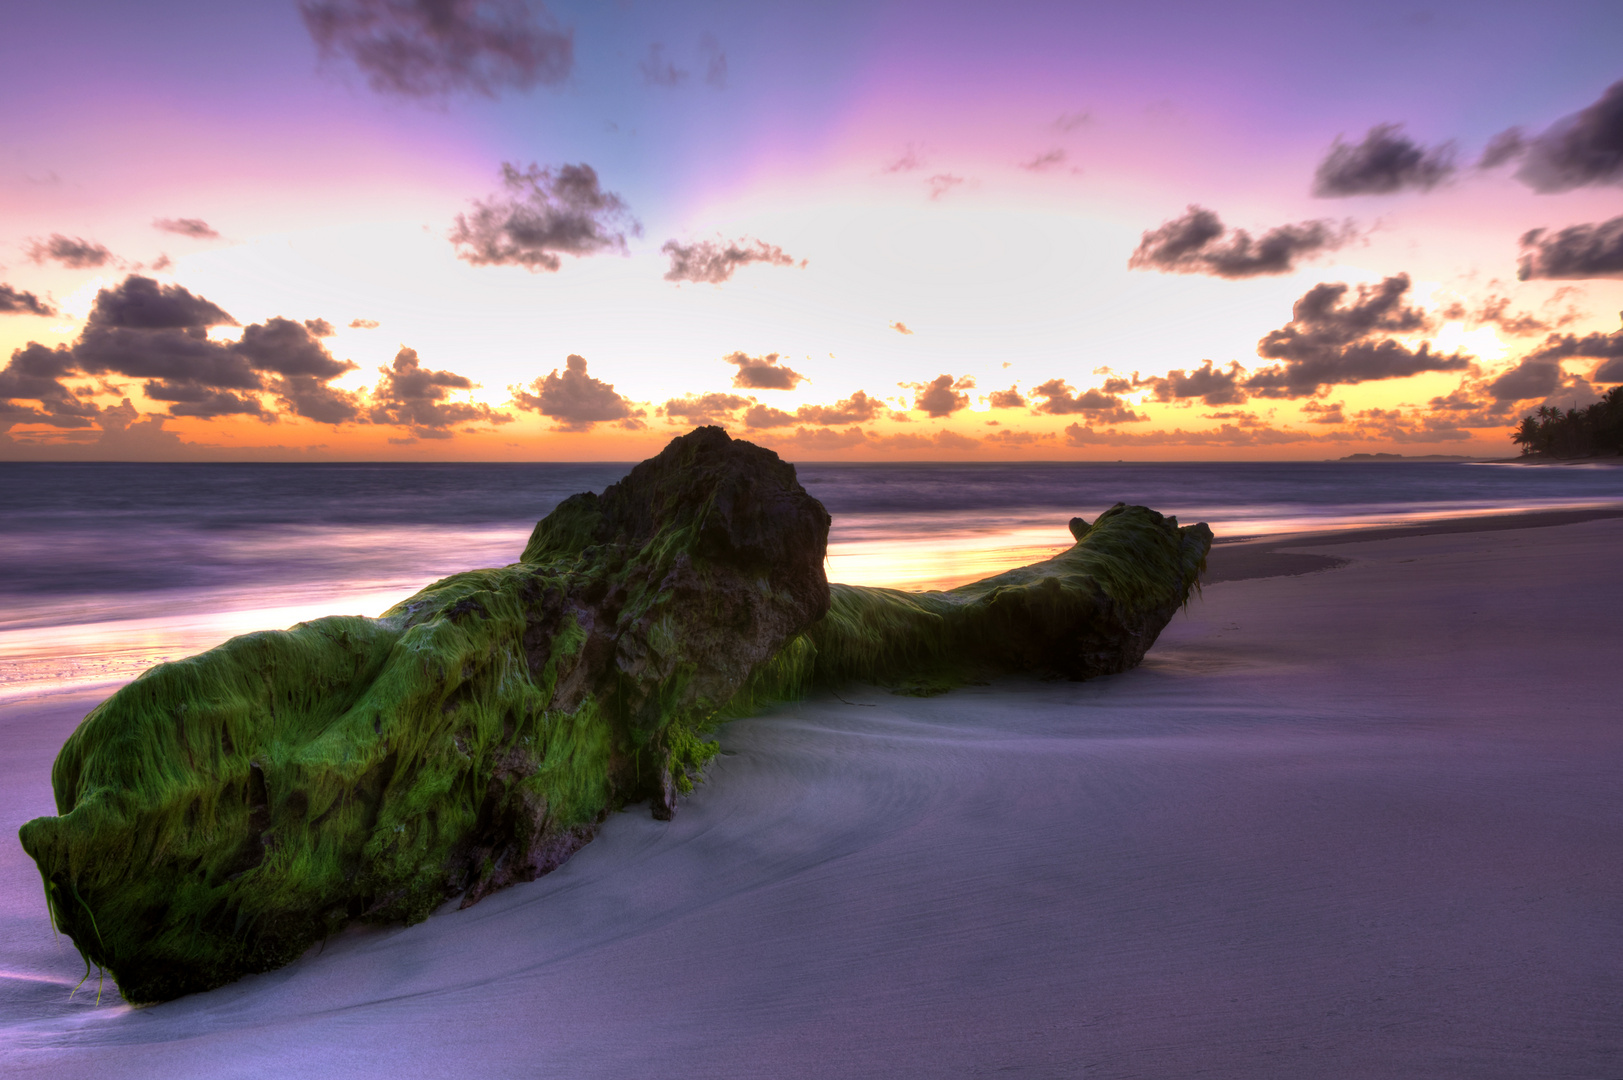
[638,42,686,86]
[907,374,974,417]
[1029,378,1144,422]
[793,390,884,426]
[928,174,963,200]
[1128,205,1355,279]
[726,351,805,390]
[85,274,236,330]
[1064,421,1311,447]
[0,284,55,317]
[349,318,380,329]
[0,343,101,428]
[1439,293,1572,337]
[368,346,510,438]
[986,385,1025,408]
[889,320,913,335]
[1514,79,1623,192]
[1019,148,1066,172]
[143,382,269,420]
[1478,128,1526,169]
[742,404,795,429]
[1517,215,1623,280]
[152,217,219,239]
[883,147,923,173]
[700,35,726,90]
[658,392,752,427]
[234,317,362,423]
[451,162,639,272]
[1135,360,1247,406]
[662,237,798,283]
[1312,124,1456,196]
[743,389,883,429]
[1485,356,1562,403]
[299,0,572,98]
[304,318,337,337]
[510,353,642,431]
[770,425,868,454]
[982,428,1049,445]
[27,234,114,268]
[1525,319,1623,383]
[1242,275,1469,397]
[74,327,260,391]
[1053,111,1091,131]
[235,318,355,378]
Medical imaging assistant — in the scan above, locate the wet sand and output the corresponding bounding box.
[3,512,1621,1077]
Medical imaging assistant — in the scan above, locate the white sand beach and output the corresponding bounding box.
[3,514,1621,1078]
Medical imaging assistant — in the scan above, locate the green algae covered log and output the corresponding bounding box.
[19,427,832,1003]
[19,429,1212,1004]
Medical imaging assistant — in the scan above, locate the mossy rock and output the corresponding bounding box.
[19,430,1211,1004]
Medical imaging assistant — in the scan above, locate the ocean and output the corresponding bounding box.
[4,459,1621,701]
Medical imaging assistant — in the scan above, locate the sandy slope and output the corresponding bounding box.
[2,517,1621,1078]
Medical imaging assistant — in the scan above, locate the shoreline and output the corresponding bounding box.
[1204,504,1623,584]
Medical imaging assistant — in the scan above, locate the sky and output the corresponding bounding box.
[3,0,1622,462]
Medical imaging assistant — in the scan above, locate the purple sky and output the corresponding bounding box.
[3,0,1621,459]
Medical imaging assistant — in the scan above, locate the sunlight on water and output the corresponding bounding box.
[4,460,1621,704]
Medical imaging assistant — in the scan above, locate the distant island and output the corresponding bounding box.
[1334,453,1486,462]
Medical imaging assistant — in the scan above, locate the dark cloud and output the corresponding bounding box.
[451,162,639,272]
[368,346,509,437]
[0,343,100,428]
[0,284,55,317]
[1517,215,1623,280]
[272,375,365,425]
[235,318,355,378]
[1135,360,1247,406]
[1485,356,1562,402]
[152,217,219,239]
[928,174,963,200]
[510,353,642,431]
[1477,128,1526,169]
[1242,275,1468,397]
[27,234,114,268]
[658,392,751,427]
[700,35,726,90]
[1019,149,1066,172]
[300,0,572,98]
[349,318,380,329]
[1312,124,1456,196]
[638,42,686,87]
[143,381,269,420]
[986,385,1025,408]
[1515,79,1623,192]
[662,237,798,283]
[1129,205,1355,279]
[890,321,913,335]
[74,327,261,391]
[726,351,805,390]
[85,275,236,330]
[304,318,337,337]
[1030,378,1144,423]
[909,374,974,417]
[1525,319,1623,383]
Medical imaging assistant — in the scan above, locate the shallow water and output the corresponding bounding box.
[2,459,1621,699]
